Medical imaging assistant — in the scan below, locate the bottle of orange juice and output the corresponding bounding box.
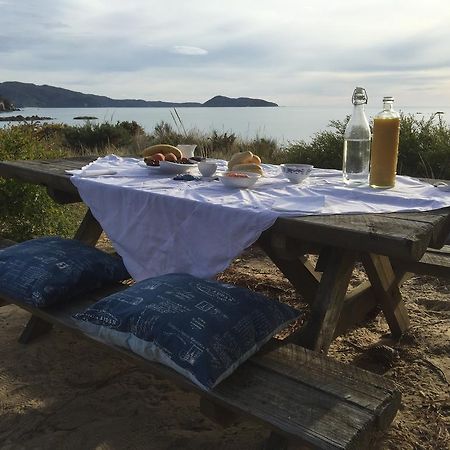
[369,97,400,188]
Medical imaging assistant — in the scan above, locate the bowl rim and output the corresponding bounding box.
[219,172,260,187]
[159,160,197,168]
[223,171,261,179]
[198,159,219,166]
[280,163,314,169]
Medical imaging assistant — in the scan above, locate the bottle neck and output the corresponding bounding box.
[383,101,394,112]
[353,102,367,116]
[344,102,371,139]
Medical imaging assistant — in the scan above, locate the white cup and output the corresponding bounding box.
[177,144,197,159]
[198,160,217,177]
[281,164,313,184]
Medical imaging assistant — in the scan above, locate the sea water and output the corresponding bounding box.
[0,106,447,143]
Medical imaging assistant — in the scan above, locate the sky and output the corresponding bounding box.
[1,0,450,107]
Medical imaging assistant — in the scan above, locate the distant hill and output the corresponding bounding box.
[0,82,278,108]
[203,95,277,107]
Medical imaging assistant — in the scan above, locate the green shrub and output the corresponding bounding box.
[0,123,66,160]
[151,121,184,146]
[281,114,450,179]
[0,124,83,241]
[146,121,200,146]
[235,136,282,163]
[281,119,347,169]
[397,113,450,179]
[61,120,145,154]
[209,131,236,153]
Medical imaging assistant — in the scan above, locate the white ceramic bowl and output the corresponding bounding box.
[280,164,313,184]
[198,159,218,177]
[220,172,261,189]
[159,160,197,174]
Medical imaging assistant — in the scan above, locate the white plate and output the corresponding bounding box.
[159,160,197,174]
[219,172,261,189]
[434,181,450,191]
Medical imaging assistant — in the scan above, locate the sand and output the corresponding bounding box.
[0,246,449,450]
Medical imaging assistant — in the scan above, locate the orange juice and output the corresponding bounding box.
[369,116,400,188]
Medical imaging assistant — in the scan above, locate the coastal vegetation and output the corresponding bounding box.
[0,125,84,241]
[0,114,53,122]
[0,112,449,241]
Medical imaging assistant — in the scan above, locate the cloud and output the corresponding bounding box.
[0,0,450,106]
[171,46,208,56]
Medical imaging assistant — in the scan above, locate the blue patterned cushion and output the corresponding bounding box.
[73,273,300,390]
[0,237,130,307]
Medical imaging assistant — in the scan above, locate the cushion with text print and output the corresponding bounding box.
[73,273,300,390]
[0,237,130,307]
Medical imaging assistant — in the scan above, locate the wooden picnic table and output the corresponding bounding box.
[1,156,450,354]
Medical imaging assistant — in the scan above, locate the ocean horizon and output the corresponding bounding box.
[1,105,448,142]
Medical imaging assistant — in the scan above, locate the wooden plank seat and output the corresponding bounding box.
[0,287,401,450]
[392,245,450,279]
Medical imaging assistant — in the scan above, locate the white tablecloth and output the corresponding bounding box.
[70,155,450,281]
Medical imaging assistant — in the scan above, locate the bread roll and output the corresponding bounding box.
[142,144,182,160]
[231,163,264,176]
[228,151,254,170]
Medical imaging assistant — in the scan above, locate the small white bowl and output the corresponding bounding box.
[280,164,313,184]
[220,172,261,189]
[198,159,218,177]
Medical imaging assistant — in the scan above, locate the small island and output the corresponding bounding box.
[74,116,98,120]
[0,114,53,122]
[0,96,53,121]
[203,95,277,107]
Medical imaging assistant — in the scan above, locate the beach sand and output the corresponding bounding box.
[0,245,448,450]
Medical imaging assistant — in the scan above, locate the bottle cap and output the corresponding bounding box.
[383,96,394,102]
[352,87,368,105]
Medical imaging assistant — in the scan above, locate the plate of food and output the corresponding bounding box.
[219,171,261,189]
[138,160,161,171]
[139,143,198,174]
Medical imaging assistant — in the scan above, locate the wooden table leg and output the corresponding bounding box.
[199,398,239,428]
[258,234,321,304]
[362,253,410,337]
[18,315,53,344]
[74,208,103,246]
[199,397,291,449]
[264,432,289,450]
[334,280,379,337]
[291,248,357,353]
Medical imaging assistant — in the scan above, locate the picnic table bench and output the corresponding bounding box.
[392,245,450,279]
[0,236,400,449]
